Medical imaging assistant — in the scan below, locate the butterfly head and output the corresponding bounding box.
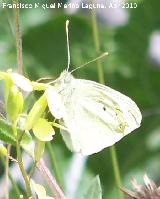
[57,70,74,85]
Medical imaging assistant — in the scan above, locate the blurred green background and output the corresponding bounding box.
[0,0,160,198]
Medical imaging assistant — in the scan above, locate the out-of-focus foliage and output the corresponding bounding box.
[0,0,160,198]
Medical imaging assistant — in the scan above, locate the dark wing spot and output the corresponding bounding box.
[103,106,106,111]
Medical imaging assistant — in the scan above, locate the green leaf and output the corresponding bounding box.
[32,118,55,141]
[0,118,33,151]
[83,176,102,199]
[0,118,16,145]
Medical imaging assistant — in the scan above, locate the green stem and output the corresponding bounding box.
[11,2,31,195]
[90,2,124,199]
[16,139,32,198]
[110,146,124,199]
[12,0,23,74]
[29,161,37,179]
[90,6,104,84]
[47,142,64,189]
[13,123,32,198]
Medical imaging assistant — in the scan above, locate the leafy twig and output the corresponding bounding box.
[15,126,32,198]
[37,159,67,199]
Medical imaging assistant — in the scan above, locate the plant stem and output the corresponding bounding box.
[90,3,124,199]
[13,123,32,198]
[11,0,32,197]
[110,146,124,199]
[90,7,104,84]
[16,138,32,198]
[12,0,23,74]
[37,159,67,199]
[47,142,64,189]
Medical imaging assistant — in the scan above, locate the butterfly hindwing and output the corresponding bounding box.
[59,77,141,155]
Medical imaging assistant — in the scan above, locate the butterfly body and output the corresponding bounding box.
[47,70,142,155]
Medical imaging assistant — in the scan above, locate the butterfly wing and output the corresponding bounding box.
[60,79,142,155]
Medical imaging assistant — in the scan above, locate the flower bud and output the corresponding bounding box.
[6,85,24,121]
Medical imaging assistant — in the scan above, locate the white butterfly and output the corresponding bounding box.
[46,21,142,155]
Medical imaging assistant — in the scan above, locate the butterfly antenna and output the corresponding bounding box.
[66,20,70,72]
[71,52,109,73]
